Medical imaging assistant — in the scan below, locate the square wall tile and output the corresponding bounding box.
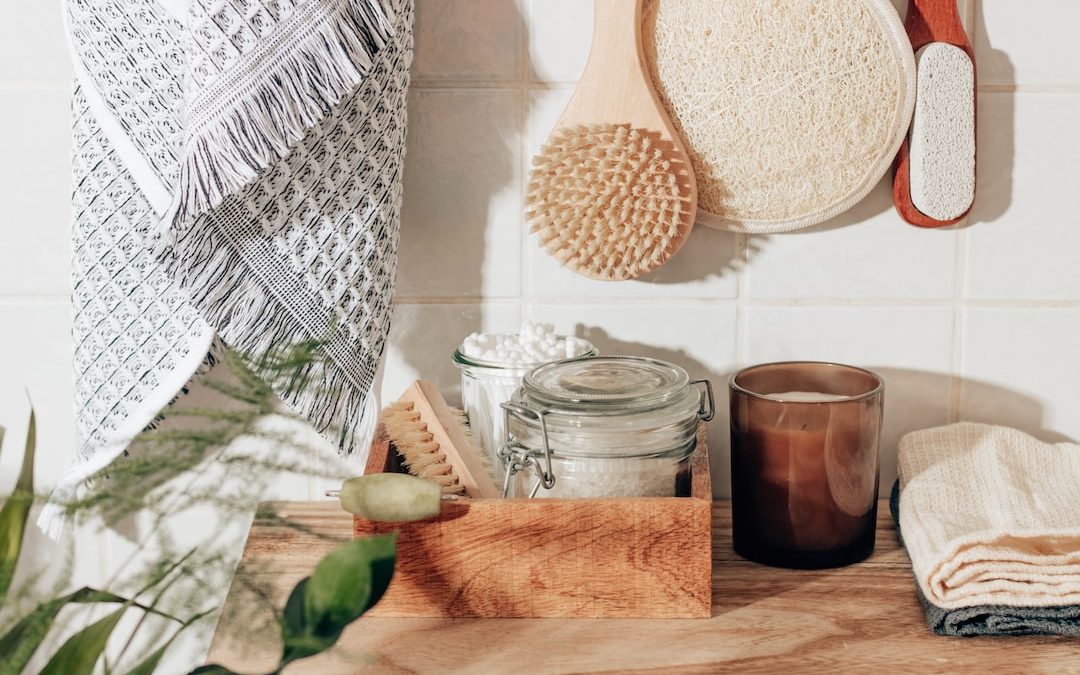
[380,302,522,407]
[966,93,1080,300]
[0,302,72,492]
[525,89,739,299]
[0,3,71,80]
[412,0,523,82]
[528,0,592,82]
[745,179,957,300]
[960,308,1080,443]
[745,306,955,490]
[398,90,523,298]
[525,87,572,159]
[528,302,738,496]
[0,85,72,295]
[974,0,1080,86]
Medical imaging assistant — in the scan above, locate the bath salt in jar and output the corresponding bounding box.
[501,356,714,498]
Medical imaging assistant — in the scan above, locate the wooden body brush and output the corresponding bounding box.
[526,0,697,281]
[381,381,499,499]
[892,0,976,227]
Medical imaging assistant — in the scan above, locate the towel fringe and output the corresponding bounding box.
[165,0,396,231]
[166,225,379,457]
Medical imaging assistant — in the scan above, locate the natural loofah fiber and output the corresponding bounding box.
[643,0,915,233]
[526,123,692,281]
[909,43,976,222]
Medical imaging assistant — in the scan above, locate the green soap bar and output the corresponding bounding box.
[339,473,442,522]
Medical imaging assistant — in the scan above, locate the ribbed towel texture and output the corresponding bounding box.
[891,482,1080,637]
[897,423,1080,610]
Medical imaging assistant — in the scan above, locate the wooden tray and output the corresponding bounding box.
[353,432,713,618]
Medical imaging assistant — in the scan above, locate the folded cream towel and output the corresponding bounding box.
[898,423,1080,609]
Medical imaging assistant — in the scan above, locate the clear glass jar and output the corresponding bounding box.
[501,356,714,498]
[452,339,599,474]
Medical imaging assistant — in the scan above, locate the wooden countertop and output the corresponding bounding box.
[206,501,1079,673]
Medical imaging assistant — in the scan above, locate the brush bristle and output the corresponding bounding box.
[525,123,691,281]
[381,402,466,495]
[447,406,496,480]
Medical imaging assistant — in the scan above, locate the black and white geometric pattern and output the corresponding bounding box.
[44,0,413,535]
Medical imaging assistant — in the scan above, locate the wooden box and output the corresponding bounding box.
[353,433,712,618]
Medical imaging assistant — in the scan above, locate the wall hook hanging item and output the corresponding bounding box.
[892,0,977,227]
[526,0,697,282]
[643,0,915,234]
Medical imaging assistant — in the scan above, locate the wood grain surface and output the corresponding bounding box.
[355,430,712,618]
[206,502,1080,674]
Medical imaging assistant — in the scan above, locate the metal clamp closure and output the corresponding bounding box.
[691,379,715,421]
[500,402,556,498]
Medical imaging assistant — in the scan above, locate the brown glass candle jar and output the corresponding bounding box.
[729,362,884,569]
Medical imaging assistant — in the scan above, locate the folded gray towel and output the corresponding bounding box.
[890,481,1080,637]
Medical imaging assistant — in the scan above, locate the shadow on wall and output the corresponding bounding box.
[635,225,744,287]
[392,3,525,390]
[866,367,1074,479]
[966,0,1014,227]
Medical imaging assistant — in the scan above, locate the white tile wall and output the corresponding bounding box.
[411,0,523,82]
[960,308,1080,443]
[0,3,70,80]
[745,180,958,300]
[974,0,1080,87]
[3,0,1080,667]
[397,89,523,298]
[965,92,1080,300]
[527,0,592,83]
[0,85,71,296]
[744,306,956,490]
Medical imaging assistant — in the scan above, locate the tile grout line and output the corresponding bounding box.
[734,234,749,365]
[948,227,969,424]
[519,1,532,325]
[409,81,1080,95]
[948,0,976,425]
[392,296,1080,308]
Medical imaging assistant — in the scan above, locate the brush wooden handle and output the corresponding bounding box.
[554,0,696,236]
[904,0,971,51]
[560,1,685,141]
[402,381,500,500]
[892,0,976,228]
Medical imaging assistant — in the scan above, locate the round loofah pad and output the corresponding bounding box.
[643,0,916,233]
[526,123,692,281]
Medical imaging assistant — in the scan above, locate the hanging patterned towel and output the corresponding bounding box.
[897,423,1080,610]
[41,0,414,536]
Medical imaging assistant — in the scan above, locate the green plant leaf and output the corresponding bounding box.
[38,603,127,675]
[124,610,212,675]
[0,409,35,603]
[280,533,396,665]
[281,576,308,638]
[0,587,178,675]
